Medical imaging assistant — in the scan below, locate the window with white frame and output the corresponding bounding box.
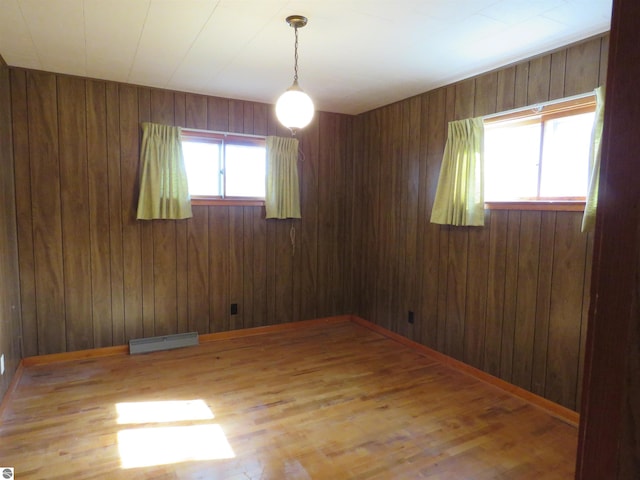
[483,96,596,204]
[181,130,266,200]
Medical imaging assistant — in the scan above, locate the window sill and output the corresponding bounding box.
[485,201,585,212]
[191,197,265,207]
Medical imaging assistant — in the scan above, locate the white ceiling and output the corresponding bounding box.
[0,0,612,115]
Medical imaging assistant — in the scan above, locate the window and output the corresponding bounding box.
[484,96,596,208]
[181,130,266,203]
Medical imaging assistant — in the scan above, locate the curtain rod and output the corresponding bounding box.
[181,127,267,139]
[482,90,596,120]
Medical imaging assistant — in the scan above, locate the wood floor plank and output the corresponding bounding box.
[0,321,577,479]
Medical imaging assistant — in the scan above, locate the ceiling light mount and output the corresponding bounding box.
[276,14,314,135]
[285,15,308,30]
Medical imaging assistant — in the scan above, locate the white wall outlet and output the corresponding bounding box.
[1,354,4,375]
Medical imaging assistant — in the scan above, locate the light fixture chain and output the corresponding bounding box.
[293,26,299,82]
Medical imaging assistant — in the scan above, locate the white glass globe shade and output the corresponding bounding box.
[276,88,315,130]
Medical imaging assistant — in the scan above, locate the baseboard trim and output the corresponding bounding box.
[22,344,130,367]
[21,315,352,367]
[199,315,351,343]
[350,315,580,427]
[0,362,25,418]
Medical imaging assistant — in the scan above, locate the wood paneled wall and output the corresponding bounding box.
[5,34,609,412]
[9,69,354,357]
[0,57,22,401]
[352,35,609,411]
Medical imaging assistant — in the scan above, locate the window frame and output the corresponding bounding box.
[181,129,266,206]
[483,95,596,212]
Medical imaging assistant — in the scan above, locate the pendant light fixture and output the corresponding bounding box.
[275,15,314,134]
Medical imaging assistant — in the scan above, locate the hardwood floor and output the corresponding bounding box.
[0,320,577,479]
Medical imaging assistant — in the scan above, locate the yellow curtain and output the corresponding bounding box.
[136,122,192,220]
[581,86,606,233]
[430,117,484,226]
[265,136,301,219]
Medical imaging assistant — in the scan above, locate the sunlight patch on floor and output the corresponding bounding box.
[118,424,235,468]
[115,400,235,469]
[116,399,214,424]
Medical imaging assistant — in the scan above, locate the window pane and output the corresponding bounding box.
[225,144,266,198]
[539,112,594,198]
[182,141,221,196]
[484,122,541,201]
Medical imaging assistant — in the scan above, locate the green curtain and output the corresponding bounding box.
[581,86,606,233]
[136,122,192,220]
[265,136,301,219]
[430,117,485,226]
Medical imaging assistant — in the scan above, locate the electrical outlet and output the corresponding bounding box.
[230,303,238,315]
[1,354,4,375]
[408,311,415,324]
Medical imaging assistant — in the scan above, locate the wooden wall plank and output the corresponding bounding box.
[27,71,66,354]
[242,207,255,328]
[229,206,244,330]
[150,89,178,337]
[174,92,189,334]
[138,88,155,338]
[209,206,230,332]
[208,96,229,132]
[545,212,587,409]
[298,118,319,321]
[265,113,278,326]
[86,80,113,348]
[360,108,381,325]
[187,206,210,333]
[59,76,93,350]
[564,37,602,96]
[399,97,421,341]
[419,90,444,349]
[119,84,143,342]
[474,72,498,117]
[484,210,508,376]
[338,114,353,316]
[106,83,125,346]
[243,102,254,134]
[436,86,456,353]
[251,206,267,328]
[496,66,516,112]
[500,211,521,382]
[464,217,490,369]
[514,63,530,108]
[531,211,556,396]
[0,59,22,400]
[317,113,336,318]
[186,94,208,130]
[598,36,609,86]
[512,211,542,390]
[275,219,295,324]
[10,69,38,357]
[228,99,244,133]
[549,50,567,101]
[387,103,404,332]
[253,103,268,136]
[527,55,551,105]
[415,94,430,345]
[576,231,594,411]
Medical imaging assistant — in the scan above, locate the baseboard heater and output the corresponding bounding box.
[129,332,199,355]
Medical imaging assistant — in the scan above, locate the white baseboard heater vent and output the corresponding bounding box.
[129,332,199,355]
